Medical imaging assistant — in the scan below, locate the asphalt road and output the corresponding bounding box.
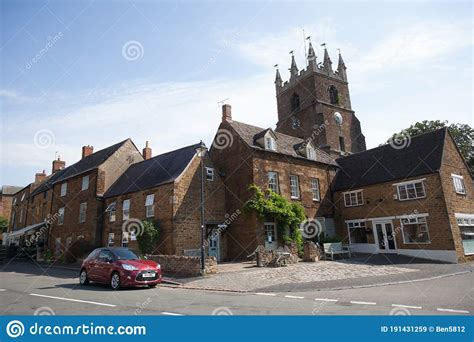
[0,262,472,316]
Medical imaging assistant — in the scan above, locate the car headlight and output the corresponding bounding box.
[122,264,139,271]
[156,264,161,270]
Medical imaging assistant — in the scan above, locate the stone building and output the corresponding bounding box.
[210,104,338,260]
[0,185,23,223]
[102,143,227,260]
[333,128,474,263]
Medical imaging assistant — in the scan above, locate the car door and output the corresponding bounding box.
[85,249,101,281]
[95,249,114,283]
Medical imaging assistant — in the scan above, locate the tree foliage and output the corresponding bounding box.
[137,219,160,255]
[0,216,8,234]
[388,120,473,172]
[244,184,306,254]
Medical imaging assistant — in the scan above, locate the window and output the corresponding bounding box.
[291,93,300,111]
[452,175,466,194]
[20,208,25,223]
[401,216,430,244]
[344,190,363,207]
[60,183,67,197]
[339,136,345,152]
[311,178,320,201]
[456,214,474,255]
[66,236,72,250]
[329,85,339,105]
[106,202,116,222]
[58,207,65,225]
[122,199,130,220]
[81,175,89,191]
[21,192,25,201]
[206,167,215,181]
[347,221,369,244]
[290,175,300,199]
[396,180,425,201]
[265,136,276,151]
[79,202,87,223]
[107,233,115,247]
[13,197,17,205]
[145,194,154,217]
[268,172,279,193]
[11,212,15,228]
[122,232,129,247]
[307,147,315,160]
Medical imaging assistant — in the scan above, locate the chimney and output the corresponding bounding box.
[35,170,47,184]
[82,145,94,159]
[52,157,66,173]
[222,104,232,122]
[143,141,152,160]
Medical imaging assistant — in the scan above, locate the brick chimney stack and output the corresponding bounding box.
[82,145,94,159]
[143,141,152,160]
[52,157,66,173]
[35,170,47,184]
[222,104,232,122]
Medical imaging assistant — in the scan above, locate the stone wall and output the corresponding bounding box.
[148,254,217,277]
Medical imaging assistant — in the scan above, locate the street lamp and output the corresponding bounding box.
[195,140,207,275]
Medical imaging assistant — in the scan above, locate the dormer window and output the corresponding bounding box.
[265,137,276,151]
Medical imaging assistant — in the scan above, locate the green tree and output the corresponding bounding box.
[388,120,473,172]
[0,216,8,234]
[244,184,306,255]
[137,219,160,255]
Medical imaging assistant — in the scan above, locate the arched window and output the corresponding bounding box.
[291,93,300,111]
[329,86,339,105]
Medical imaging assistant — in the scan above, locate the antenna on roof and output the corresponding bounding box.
[54,151,59,160]
[217,98,230,106]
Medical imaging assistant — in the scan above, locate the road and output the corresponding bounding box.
[0,262,472,316]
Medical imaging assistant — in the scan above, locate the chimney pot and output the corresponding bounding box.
[143,141,152,160]
[222,104,232,122]
[82,145,94,159]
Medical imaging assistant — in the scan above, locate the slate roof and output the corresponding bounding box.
[29,168,67,197]
[226,120,337,166]
[104,143,201,198]
[333,128,448,191]
[1,185,24,196]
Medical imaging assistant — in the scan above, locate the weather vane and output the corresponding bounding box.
[217,98,230,106]
[321,43,327,47]
[289,50,294,56]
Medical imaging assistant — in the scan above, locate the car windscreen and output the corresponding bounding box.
[113,249,139,260]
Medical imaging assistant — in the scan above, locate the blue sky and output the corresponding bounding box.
[1,0,472,186]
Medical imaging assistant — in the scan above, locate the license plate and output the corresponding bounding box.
[142,272,155,278]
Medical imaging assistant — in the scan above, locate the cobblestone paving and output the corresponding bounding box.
[184,260,418,292]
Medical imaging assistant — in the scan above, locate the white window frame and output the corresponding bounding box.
[346,220,368,244]
[81,175,89,191]
[311,178,320,201]
[343,190,363,207]
[122,199,130,220]
[60,183,67,197]
[13,197,17,205]
[455,213,474,255]
[307,146,316,160]
[452,174,466,195]
[400,216,430,244]
[145,194,155,218]
[122,231,129,247]
[21,193,25,201]
[206,167,215,181]
[107,201,116,222]
[394,179,426,201]
[290,174,300,199]
[268,171,279,193]
[58,207,65,225]
[79,202,87,223]
[108,233,115,247]
[265,136,276,151]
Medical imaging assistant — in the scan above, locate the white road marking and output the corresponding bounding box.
[350,300,377,306]
[0,289,6,291]
[29,293,116,307]
[315,298,338,302]
[392,304,422,310]
[436,308,469,314]
[284,295,304,299]
[161,312,183,316]
[255,293,276,296]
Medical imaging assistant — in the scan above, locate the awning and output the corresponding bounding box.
[8,222,47,238]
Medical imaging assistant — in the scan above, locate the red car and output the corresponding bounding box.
[79,247,161,290]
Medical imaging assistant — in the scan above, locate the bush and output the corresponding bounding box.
[137,220,160,255]
[65,239,94,263]
[0,216,8,234]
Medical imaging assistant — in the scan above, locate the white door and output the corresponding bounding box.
[208,232,220,261]
[264,223,277,250]
[375,221,397,253]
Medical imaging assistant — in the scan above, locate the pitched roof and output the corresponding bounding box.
[29,168,67,197]
[104,143,201,198]
[1,185,24,196]
[225,120,337,166]
[333,128,447,191]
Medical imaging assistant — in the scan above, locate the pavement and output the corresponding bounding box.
[0,260,472,316]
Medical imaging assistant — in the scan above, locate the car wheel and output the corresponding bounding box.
[110,272,121,290]
[79,269,89,285]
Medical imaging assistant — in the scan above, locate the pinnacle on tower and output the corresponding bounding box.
[337,50,347,80]
[289,51,298,79]
[274,64,282,87]
[322,44,333,73]
[307,41,317,68]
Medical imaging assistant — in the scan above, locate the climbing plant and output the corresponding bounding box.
[244,184,306,255]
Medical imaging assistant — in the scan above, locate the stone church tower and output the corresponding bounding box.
[274,42,366,157]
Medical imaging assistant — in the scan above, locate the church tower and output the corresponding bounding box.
[274,42,366,157]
